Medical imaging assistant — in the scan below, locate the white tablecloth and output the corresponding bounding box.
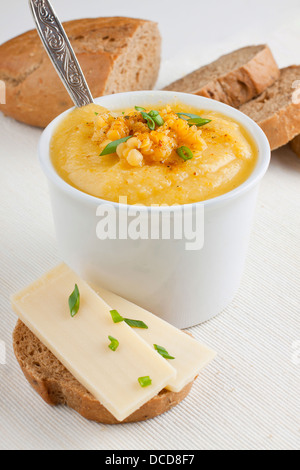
[0,0,300,450]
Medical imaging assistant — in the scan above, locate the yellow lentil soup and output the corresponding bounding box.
[51,103,257,205]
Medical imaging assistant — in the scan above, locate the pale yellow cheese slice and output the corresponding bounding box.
[95,287,217,393]
[11,264,176,422]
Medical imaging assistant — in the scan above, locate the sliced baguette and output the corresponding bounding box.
[163,45,279,107]
[13,320,195,424]
[239,66,300,150]
[0,17,161,128]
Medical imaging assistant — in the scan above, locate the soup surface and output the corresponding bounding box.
[51,103,257,205]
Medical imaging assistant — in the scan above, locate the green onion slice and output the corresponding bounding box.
[135,106,146,112]
[148,110,159,117]
[187,117,212,127]
[124,318,148,329]
[110,309,124,323]
[154,344,175,360]
[100,136,132,156]
[141,111,156,130]
[176,112,202,120]
[135,106,163,130]
[176,113,211,127]
[176,146,193,161]
[148,110,165,126]
[108,336,119,351]
[138,376,152,388]
[109,310,148,328]
[69,284,80,317]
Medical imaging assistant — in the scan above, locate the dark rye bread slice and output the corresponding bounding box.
[163,45,279,107]
[0,17,161,128]
[240,66,300,150]
[13,320,195,424]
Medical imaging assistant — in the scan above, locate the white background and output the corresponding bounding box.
[0,0,300,450]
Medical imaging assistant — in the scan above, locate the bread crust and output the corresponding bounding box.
[290,134,300,156]
[0,17,161,128]
[163,45,279,107]
[13,320,195,424]
[258,103,300,150]
[240,66,300,150]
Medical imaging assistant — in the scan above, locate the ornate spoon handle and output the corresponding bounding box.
[29,0,94,107]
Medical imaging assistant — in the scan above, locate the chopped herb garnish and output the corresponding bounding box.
[148,110,165,126]
[176,112,202,120]
[186,117,212,127]
[108,335,119,351]
[176,146,193,161]
[69,284,80,317]
[110,309,124,323]
[141,111,156,130]
[148,110,159,117]
[124,318,148,329]
[100,136,132,156]
[94,112,99,116]
[110,309,148,328]
[138,376,152,388]
[176,112,211,127]
[154,344,175,360]
[135,106,164,130]
[135,106,146,112]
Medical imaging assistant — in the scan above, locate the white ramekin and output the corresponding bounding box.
[39,91,270,328]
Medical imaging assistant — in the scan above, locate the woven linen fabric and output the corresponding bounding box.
[0,0,300,450]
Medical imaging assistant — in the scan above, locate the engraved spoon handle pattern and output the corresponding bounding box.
[29,0,94,108]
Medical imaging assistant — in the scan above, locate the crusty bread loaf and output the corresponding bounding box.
[0,17,161,128]
[163,45,279,107]
[240,66,300,150]
[13,320,195,424]
[289,135,300,157]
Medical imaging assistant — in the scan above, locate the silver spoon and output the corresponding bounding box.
[29,0,94,107]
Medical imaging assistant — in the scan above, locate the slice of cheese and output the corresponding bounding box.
[95,287,217,393]
[11,264,176,422]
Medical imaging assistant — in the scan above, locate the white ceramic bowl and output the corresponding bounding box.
[39,91,270,328]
